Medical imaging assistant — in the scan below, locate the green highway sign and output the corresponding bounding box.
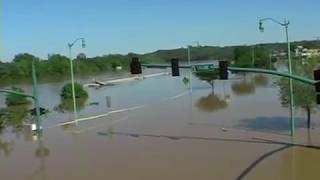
[194,64,215,71]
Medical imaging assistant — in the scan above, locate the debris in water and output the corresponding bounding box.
[221,128,228,132]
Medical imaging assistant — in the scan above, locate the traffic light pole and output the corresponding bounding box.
[0,59,42,134]
[32,60,41,133]
[141,63,317,85]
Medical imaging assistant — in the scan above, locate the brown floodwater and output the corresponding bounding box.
[0,68,320,180]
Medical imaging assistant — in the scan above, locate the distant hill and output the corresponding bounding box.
[139,40,320,63]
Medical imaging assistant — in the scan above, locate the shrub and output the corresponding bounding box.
[61,83,88,100]
[5,87,31,106]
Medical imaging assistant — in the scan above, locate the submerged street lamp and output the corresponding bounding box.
[68,38,86,120]
[259,18,295,136]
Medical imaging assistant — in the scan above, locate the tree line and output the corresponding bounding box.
[0,53,131,85]
[1,40,319,85]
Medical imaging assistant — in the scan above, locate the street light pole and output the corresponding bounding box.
[187,45,191,66]
[186,45,193,126]
[186,45,193,92]
[259,18,295,136]
[68,38,86,120]
[252,46,255,67]
[285,23,295,136]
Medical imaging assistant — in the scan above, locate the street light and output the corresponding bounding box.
[187,45,192,66]
[68,38,86,120]
[259,18,295,136]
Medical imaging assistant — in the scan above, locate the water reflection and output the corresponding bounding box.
[232,81,255,96]
[238,116,308,133]
[231,75,270,96]
[54,97,88,113]
[35,140,50,158]
[194,71,219,92]
[253,74,269,87]
[0,138,14,157]
[0,108,40,157]
[61,122,78,132]
[196,92,228,112]
[0,105,30,133]
[28,137,50,180]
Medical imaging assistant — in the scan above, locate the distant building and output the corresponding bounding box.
[295,46,320,58]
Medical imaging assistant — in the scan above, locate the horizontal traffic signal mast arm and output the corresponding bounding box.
[0,89,35,99]
[142,64,191,69]
[141,64,318,85]
[229,67,317,85]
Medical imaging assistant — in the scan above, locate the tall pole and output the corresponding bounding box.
[67,38,85,121]
[259,18,295,136]
[187,45,193,124]
[187,46,191,65]
[187,45,192,92]
[269,53,272,69]
[286,23,295,136]
[68,46,78,120]
[32,59,41,133]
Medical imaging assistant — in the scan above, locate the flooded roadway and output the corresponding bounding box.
[0,69,320,180]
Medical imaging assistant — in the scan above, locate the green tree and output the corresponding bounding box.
[5,87,31,106]
[253,46,269,68]
[61,83,88,100]
[12,53,39,77]
[231,81,256,96]
[47,54,70,75]
[55,98,87,113]
[233,46,252,68]
[279,79,317,128]
[278,57,319,128]
[0,62,11,84]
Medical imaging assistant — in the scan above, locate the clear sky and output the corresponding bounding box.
[1,0,320,61]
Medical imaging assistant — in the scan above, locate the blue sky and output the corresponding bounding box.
[1,0,320,61]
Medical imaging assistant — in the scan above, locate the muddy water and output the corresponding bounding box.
[0,69,320,180]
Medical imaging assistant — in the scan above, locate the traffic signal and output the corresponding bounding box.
[30,107,47,116]
[219,61,229,80]
[130,57,142,75]
[171,58,180,77]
